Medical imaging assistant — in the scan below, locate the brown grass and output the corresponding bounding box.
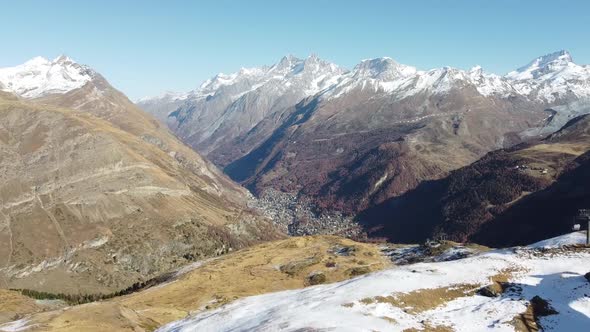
[0,289,43,324]
[5,236,390,331]
[360,283,478,314]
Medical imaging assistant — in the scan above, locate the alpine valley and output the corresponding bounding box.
[0,51,589,332]
[139,50,590,243]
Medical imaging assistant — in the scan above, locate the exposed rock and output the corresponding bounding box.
[530,295,558,316]
[380,241,486,265]
[280,256,321,276]
[306,272,326,285]
[329,245,357,257]
[477,284,502,298]
[346,266,371,277]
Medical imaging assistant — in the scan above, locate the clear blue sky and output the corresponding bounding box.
[2,0,589,100]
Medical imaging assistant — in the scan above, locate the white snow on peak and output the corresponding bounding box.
[324,59,515,100]
[143,54,347,105]
[157,232,590,332]
[507,50,574,81]
[467,66,517,97]
[139,50,590,107]
[0,55,95,98]
[505,50,590,103]
[136,91,191,104]
[353,57,417,81]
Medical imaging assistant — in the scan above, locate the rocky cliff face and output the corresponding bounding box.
[0,58,282,295]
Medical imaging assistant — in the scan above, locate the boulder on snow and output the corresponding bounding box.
[585,272,590,282]
[477,284,502,297]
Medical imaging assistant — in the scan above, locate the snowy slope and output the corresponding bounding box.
[158,232,590,332]
[0,55,95,98]
[528,231,587,249]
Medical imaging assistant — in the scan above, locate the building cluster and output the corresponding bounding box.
[248,189,364,239]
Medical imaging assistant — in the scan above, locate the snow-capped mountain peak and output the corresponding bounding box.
[23,56,51,66]
[151,55,350,105]
[136,91,191,104]
[505,50,590,103]
[140,51,590,109]
[169,54,346,102]
[468,65,484,75]
[537,49,573,65]
[0,55,95,98]
[272,54,302,72]
[507,50,575,81]
[325,59,515,100]
[353,57,417,81]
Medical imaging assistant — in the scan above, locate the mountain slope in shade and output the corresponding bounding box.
[0,58,282,295]
[359,114,590,246]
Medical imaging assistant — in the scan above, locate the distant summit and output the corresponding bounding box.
[0,55,95,98]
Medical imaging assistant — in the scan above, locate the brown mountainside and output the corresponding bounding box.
[0,80,281,295]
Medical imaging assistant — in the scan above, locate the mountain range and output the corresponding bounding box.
[2,52,590,289]
[138,51,590,241]
[1,52,590,332]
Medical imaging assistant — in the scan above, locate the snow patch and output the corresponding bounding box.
[527,231,587,249]
[0,319,32,332]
